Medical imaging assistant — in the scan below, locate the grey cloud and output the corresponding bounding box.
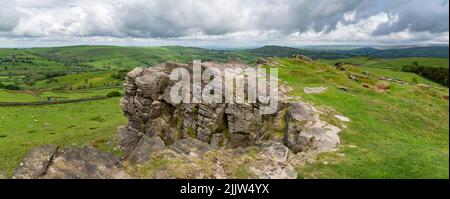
[0,1,21,31]
[112,0,249,38]
[0,0,448,45]
[253,0,363,33]
[369,0,449,35]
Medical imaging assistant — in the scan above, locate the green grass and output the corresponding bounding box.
[271,58,449,178]
[0,97,126,176]
[0,88,123,102]
[0,90,42,102]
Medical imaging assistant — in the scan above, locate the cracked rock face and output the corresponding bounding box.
[119,61,287,151]
[119,61,341,157]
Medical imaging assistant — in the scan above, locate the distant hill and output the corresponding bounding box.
[326,46,449,59]
[240,45,449,59]
[239,45,351,59]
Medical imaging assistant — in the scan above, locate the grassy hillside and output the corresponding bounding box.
[267,58,449,178]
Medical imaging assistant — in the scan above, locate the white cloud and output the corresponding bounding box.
[0,0,448,46]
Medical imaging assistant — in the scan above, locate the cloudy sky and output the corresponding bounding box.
[0,0,448,48]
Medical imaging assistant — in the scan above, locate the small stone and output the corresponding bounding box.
[334,114,351,122]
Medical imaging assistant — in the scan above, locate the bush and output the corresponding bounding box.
[106,91,122,97]
[402,64,449,87]
[111,70,129,80]
[1,84,20,90]
[411,77,418,85]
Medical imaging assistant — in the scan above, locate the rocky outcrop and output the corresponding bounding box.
[118,61,287,152]
[119,61,342,156]
[13,145,129,179]
[14,60,346,179]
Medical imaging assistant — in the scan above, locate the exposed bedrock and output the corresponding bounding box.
[118,61,341,157]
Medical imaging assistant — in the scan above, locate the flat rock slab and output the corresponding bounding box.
[14,144,130,179]
[43,146,129,179]
[303,87,328,94]
[13,144,58,179]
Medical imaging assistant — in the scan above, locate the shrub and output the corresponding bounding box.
[111,70,129,80]
[2,84,20,90]
[106,91,122,97]
[402,64,449,87]
[411,77,418,85]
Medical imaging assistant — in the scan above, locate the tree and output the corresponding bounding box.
[106,91,122,97]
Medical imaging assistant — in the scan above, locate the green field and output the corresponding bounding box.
[0,45,448,178]
[0,97,126,176]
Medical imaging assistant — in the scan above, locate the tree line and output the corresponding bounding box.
[402,62,449,87]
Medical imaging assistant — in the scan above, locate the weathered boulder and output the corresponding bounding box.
[335,62,347,71]
[284,102,340,153]
[13,144,58,179]
[293,54,313,62]
[128,136,166,164]
[117,126,142,155]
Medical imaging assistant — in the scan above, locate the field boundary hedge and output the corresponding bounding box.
[0,96,110,107]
